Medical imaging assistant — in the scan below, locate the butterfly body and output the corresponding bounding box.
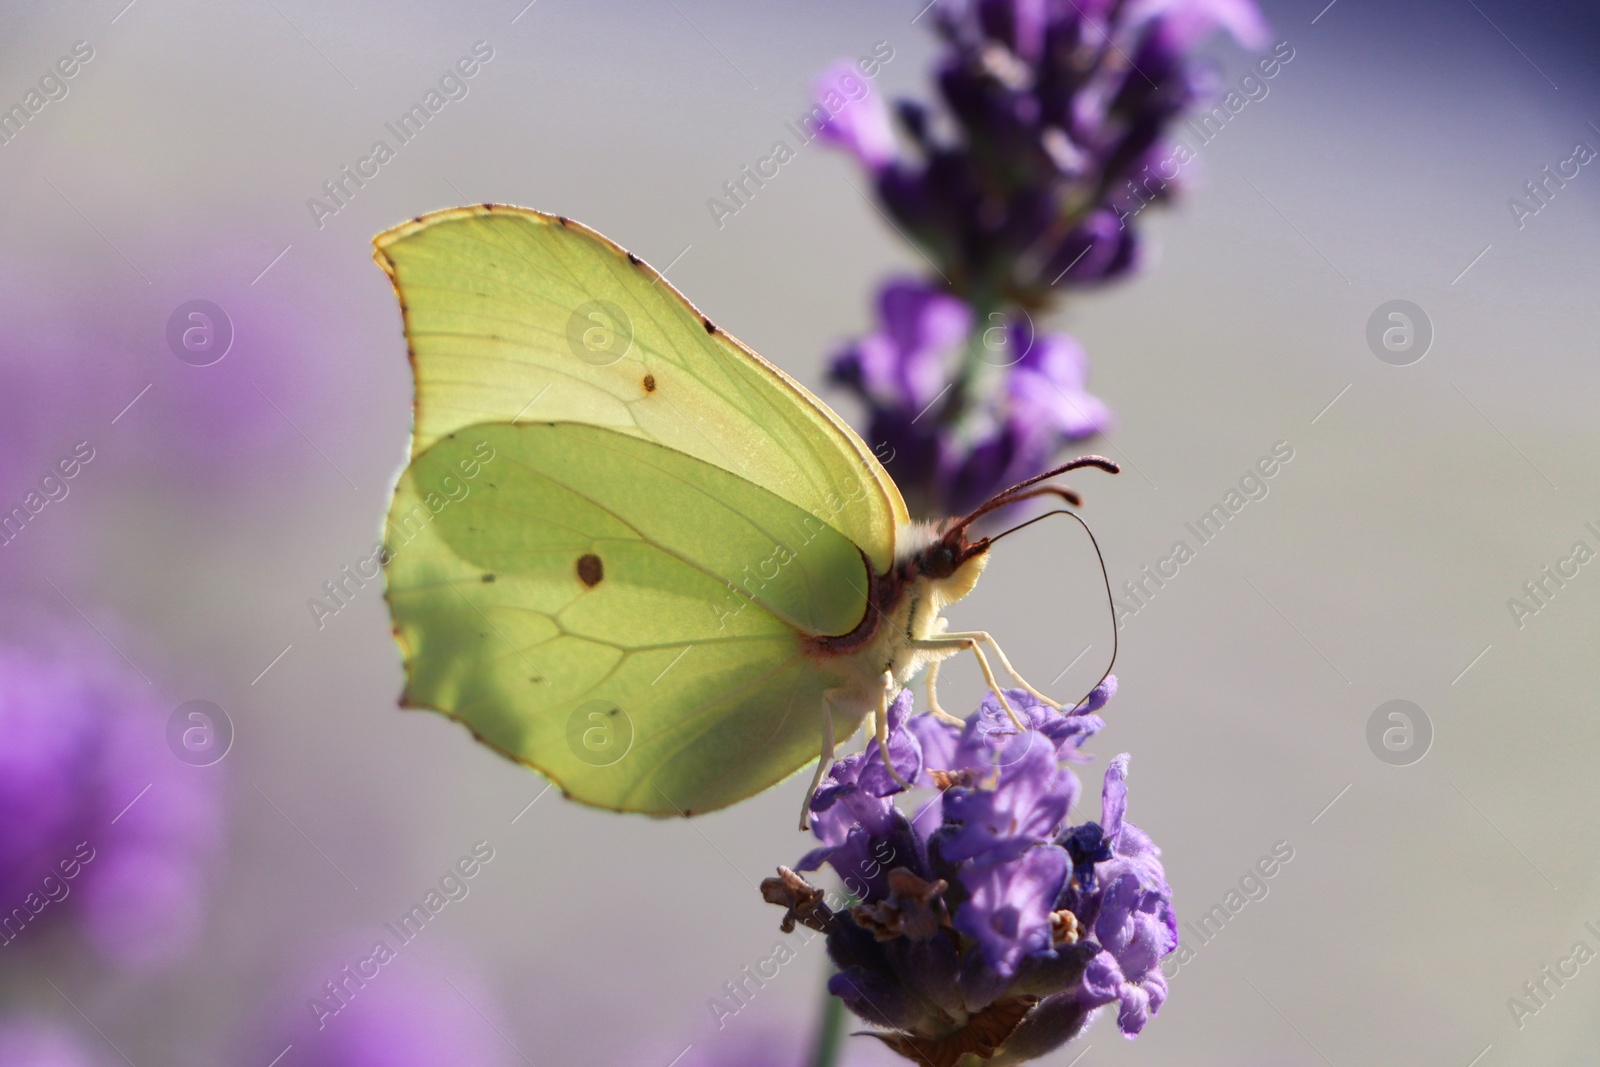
[803,521,990,694]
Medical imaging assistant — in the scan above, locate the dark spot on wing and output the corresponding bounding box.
[702,318,717,334]
[626,252,640,265]
[556,215,570,226]
[481,573,496,583]
[481,203,493,211]
[577,553,604,588]
[643,374,656,393]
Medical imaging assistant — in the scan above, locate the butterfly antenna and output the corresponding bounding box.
[949,455,1119,536]
[984,507,1118,714]
[987,484,1082,509]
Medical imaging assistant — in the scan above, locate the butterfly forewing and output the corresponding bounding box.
[374,206,905,570]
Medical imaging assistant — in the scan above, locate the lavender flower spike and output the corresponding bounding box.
[861,0,1273,307]
[816,0,1268,517]
[762,685,1174,1066]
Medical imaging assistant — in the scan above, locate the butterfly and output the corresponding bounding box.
[374,205,1117,826]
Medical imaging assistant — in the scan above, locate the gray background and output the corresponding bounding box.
[2,1,1597,1065]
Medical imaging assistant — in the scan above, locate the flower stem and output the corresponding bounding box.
[948,302,998,428]
[806,982,846,1067]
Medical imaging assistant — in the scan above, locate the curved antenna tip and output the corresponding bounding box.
[1076,455,1120,474]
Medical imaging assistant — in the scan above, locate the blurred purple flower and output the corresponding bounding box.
[273,949,512,1067]
[762,679,1172,1065]
[0,1016,110,1067]
[829,280,970,419]
[814,60,897,172]
[0,236,356,502]
[661,1026,905,1067]
[1134,0,1270,52]
[0,631,225,968]
[1006,329,1112,445]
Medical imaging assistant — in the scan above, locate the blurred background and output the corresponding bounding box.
[1,0,1598,1064]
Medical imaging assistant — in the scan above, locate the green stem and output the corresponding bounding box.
[806,982,847,1067]
[948,303,999,429]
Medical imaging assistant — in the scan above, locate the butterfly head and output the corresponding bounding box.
[909,454,1122,609]
[924,523,992,606]
[890,519,991,612]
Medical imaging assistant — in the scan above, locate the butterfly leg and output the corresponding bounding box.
[799,694,839,831]
[938,630,1059,709]
[923,620,966,726]
[911,635,1024,729]
[925,660,965,726]
[874,672,912,790]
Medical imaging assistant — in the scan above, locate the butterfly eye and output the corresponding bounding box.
[924,541,958,578]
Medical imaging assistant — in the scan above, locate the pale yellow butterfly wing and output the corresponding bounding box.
[373,205,907,573]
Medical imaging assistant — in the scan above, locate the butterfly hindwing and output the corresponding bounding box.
[384,421,874,815]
